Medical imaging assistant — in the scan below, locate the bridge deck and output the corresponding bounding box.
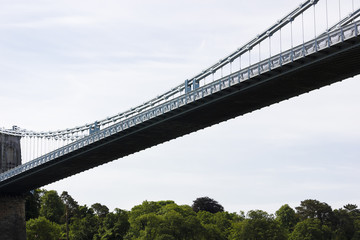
[1,35,360,194]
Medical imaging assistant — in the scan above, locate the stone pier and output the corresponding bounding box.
[0,133,26,240]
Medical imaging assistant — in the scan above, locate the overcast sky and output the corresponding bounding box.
[1,0,360,214]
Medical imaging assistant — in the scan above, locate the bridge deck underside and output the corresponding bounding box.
[1,36,360,194]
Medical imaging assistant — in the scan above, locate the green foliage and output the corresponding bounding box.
[60,191,79,240]
[26,216,62,240]
[332,204,360,239]
[24,189,360,240]
[39,190,65,224]
[70,205,100,240]
[95,208,130,240]
[295,199,333,225]
[25,189,42,221]
[92,203,110,218]
[61,191,79,219]
[126,201,205,239]
[289,218,332,240]
[192,196,224,213]
[353,219,360,239]
[229,210,287,240]
[197,210,241,240]
[276,204,299,232]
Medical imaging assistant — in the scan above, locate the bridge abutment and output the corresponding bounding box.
[0,195,26,240]
[0,133,26,240]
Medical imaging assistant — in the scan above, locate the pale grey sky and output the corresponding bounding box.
[1,0,360,213]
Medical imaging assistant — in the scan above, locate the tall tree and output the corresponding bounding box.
[332,204,360,239]
[70,205,100,240]
[289,218,332,240]
[229,210,287,240]
[126,201,205,239]
[61,191,79,240]
[192,197,224,213]
[25,189,42,220]
[276,204,299,233]
[26,216,62,240]
[295,199,334,225]
[197,210,241,240]
[39,190,65,224]
[92,203,109,218]
[95,208,130,240]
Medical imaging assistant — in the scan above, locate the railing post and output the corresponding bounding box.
[185,79,189,93]
[268,58,271,71]
[193,78,199,91]
[355,22,358,36]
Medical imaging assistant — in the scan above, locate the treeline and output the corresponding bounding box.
[25,189,360,240]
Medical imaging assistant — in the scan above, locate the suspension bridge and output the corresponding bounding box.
[0,0,358,219]
[1,0,360,237]
[1,0,360,195]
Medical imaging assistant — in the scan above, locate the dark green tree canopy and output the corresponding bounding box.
[289,218,332,240]
[25,189,42,221]
[25,189,360,240]
[39,190,65,224]
[61,191,79,215]
[230,210,287,240]
[95,208,129,240]
[192,196,224,213]
[295,199,333,225]
[26,216,61,240]
[276,204,299,232]
[91,203,109,218]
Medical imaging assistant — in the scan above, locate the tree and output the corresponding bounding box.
[26,216,62,240]
[354,219,360,239]
[61,191,79,240]
[344,204,359,213]
[70,205,100,240]
[192,197,224,213]
[159,203,205,239]
[196,210,241,240]
[276,204,299,233]
[289,218,332,240]
[61,191,79,218]
[39,190,65,224]
[92,203,110,218]
[25,189,42,220]
[95,208,130,240]
[332,204,360,239]
[295,199,333,225]
[229,210,287,240]
[126,201,205,239]
[333,208,355,239]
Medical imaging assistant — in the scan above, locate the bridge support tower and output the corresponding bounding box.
[0,133,26,240]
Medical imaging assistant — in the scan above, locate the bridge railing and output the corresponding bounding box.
[1,19,359,183]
